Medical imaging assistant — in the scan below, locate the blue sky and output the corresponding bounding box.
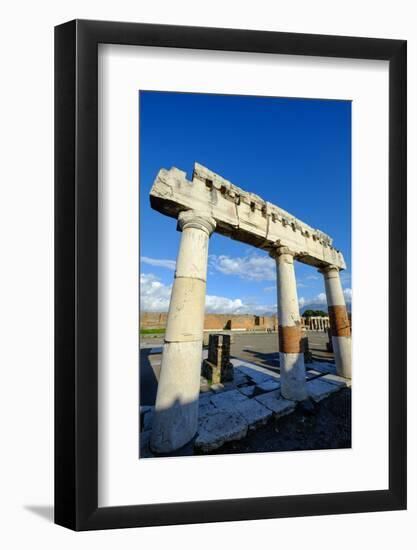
[139,91,351,314]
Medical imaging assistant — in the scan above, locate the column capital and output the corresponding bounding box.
[269,244,296,259]
[177,210,216,236]
[318,264,340,276]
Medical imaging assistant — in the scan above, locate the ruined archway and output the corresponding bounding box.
[149,163,351,453]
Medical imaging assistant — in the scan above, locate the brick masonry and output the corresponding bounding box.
[140,312,278,331]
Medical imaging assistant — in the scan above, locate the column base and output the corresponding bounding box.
[150,340,202,453]
[279,352,308,401]
[332,336,352,379]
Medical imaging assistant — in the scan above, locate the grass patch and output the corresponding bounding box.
[140,328,166,335]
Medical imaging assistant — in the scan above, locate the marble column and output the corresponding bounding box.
[320,265,352,378]
[271,246,307,401]
[150,210,216,453]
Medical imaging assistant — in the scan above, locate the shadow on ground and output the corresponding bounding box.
[24,505,54,523]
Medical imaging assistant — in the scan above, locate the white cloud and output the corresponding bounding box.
[299,288,352,309]
[209,253,275,281]
[205,295,245,314]
[205,295,277,315]
[141,256,176,270]
[298,292,327,309]
[140,273,172,311]
[140,272,276,315]
[343,288,352,302]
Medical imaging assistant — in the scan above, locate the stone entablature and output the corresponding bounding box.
[150,163,346,270]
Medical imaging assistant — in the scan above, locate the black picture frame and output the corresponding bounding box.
[55,19,407,531]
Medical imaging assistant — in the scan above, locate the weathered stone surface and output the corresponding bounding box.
[150,163,346,270]
[238,385,256,397]
[210,383,226,393]
[235,399,272,429]
[139,430,154,458]
[142,407,155,431]
[235,366,271,384]
[321,373,350,388]
[202,333,234,383]
[150,340,203,453]
[232,358,280,379]
[150,212,216,454]
[199,391,212,403]
[195,410,248,452]
[305,369,323,380]
[254,390,296,417]
[256,379,280,393]
[307,378,341,402]
[210,389,249,410]
[309,362,337,375]
[234,371,250,386]
[199,401,218,416]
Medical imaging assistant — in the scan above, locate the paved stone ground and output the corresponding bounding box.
[207,387,351,455]
[140,359,350,458]
[139,331,333,406]
[139,331,350,458]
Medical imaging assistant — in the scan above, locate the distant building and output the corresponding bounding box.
[140,312,278,332]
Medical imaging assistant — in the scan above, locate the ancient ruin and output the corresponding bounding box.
[149,163,351,453]
[202,334,234,384]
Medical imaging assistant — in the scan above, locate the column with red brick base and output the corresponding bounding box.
[271,246,307,401]
[320,265,351,379]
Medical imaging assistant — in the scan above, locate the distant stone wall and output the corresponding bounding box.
[140,312,168,329]
[140,311,278,331]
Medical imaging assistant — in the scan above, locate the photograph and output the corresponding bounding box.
[139,91,352,458]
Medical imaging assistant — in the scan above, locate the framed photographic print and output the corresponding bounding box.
[55,19,406,530]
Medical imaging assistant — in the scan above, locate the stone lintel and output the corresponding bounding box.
[150,164,347,270]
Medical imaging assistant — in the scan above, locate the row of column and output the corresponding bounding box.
[150,210,351,454]
[305,316,330,331]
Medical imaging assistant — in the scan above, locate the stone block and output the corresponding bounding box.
[139,430,154,458]
[238,385,256,397]
[202,333,234,383]
[234,371,250,386]
[310,362,337,375]
[235,366,271,384]
[210,383,226,393]
[142,407,155,432]
[150,164,346,270]
[254,390,296,418]
[210,389,249,411]
[235,399,272,429]
[307,378,341,402]
[321,373,350,388]
[256,379,280,393]
[305,369,323,380]
[199,401,218,416]
[202,359,234,384]
[195,410,248,452]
